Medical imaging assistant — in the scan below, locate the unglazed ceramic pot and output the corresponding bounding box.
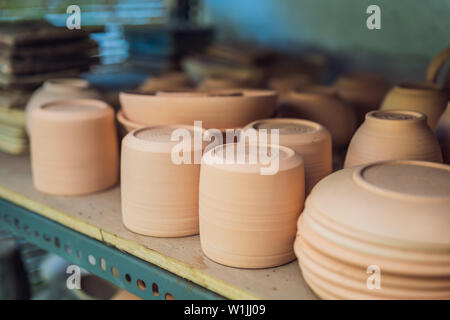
[335,72,390,122]
[242,118,332,194]
[199,143,305,268]
[344,110,443,168]
[30,99,118,195]
[436,103,450,164]
[121,125,204,237]
[119,89,277,129]
[294,160,450,299]
[277,85,357,149]
[380,82,448,130]
[25,78,102,134]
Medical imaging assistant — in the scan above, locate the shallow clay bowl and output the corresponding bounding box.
[119,89,277,129]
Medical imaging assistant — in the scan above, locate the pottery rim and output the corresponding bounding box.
[394,81,443,94]
[43,78,91,91]
[352,160,450,203]
[35,98,112,122]
[120,88,277,99]
[365,110,427,125]
[245,117,324,134]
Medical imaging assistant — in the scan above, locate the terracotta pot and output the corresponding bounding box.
[199,142,305,268]
[121,125,204,237]
[26,78,102,134]
[277,85,357,149]
[426,46,450,84]
[335,72,390,122]
[242,118,332,194]
[380,82,448,130]
[119,89,277,129]
[30,99,118,195]
[436,103,450,164]
[344,110,443,168]
[295,160,450,299]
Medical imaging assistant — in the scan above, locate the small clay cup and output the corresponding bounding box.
[242,118,332,194]
[199,142,305,268]
[121,125,204,237]
[344,110,443,167]
[380,82,448,130]
[30,99,118,195]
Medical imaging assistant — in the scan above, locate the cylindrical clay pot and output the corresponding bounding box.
[344,110,443,168]
[26,78,102,134]
[199,143,305,268]
[30,99,118,195]
[242,118,332,194]
[436,103,450,164]
[380,82,448,130]
[121,125,204,237]
[277,86,357,149]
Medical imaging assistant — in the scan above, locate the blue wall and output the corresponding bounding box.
[204,0,450,82]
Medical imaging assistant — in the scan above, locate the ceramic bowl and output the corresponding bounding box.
[30,99,118,195]
[344,110,443,168]
[242,118,332,194]
[295,160,450,299]
[26,78,102,134]
[436,103,450,164]
[277,86,357,149]
[380,82,448,130]
[199,142,305,268]
[121,125,204,237]
[119,89,277,129]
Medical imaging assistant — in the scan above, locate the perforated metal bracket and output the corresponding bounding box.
[0,198,224,300]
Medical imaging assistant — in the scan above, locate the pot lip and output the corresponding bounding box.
[119,88,277,100]
[243,117,327,135]
[394,81,443,94]
[124,124,205,153]
[353,160,450,202]
[44,78,91,91]
[116,109,145,130]
[365,110,427,125]
[202,141,303,173]
[34,98,112,121]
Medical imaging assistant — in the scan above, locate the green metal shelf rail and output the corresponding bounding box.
[0,198,224,300]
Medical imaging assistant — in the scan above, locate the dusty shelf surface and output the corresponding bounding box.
[0,152,317,300]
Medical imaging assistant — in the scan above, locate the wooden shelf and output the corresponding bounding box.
[0,152,317,300]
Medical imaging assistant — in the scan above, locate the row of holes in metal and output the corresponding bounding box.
[1,213,175,300]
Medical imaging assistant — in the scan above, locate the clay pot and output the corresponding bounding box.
[277,85,358,148]
[242,118,332,194]
[436,103,450,164]
[25,78,102,134]
[344,110,443,168]
[121,125,204,237]
[295,160,450,299]
[380,82,448,130]
[119,89,277,129]
[30,99,118,195]
[335,72,390,122]
[199,142,305,268]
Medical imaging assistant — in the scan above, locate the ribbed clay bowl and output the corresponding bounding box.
[304,160,450,252]
[119,89,277,129]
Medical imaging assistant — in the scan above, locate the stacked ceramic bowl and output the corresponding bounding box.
[200,142,305,268]
[294,160,450,299]
[242,118,332,194]
[117,89,277,135]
